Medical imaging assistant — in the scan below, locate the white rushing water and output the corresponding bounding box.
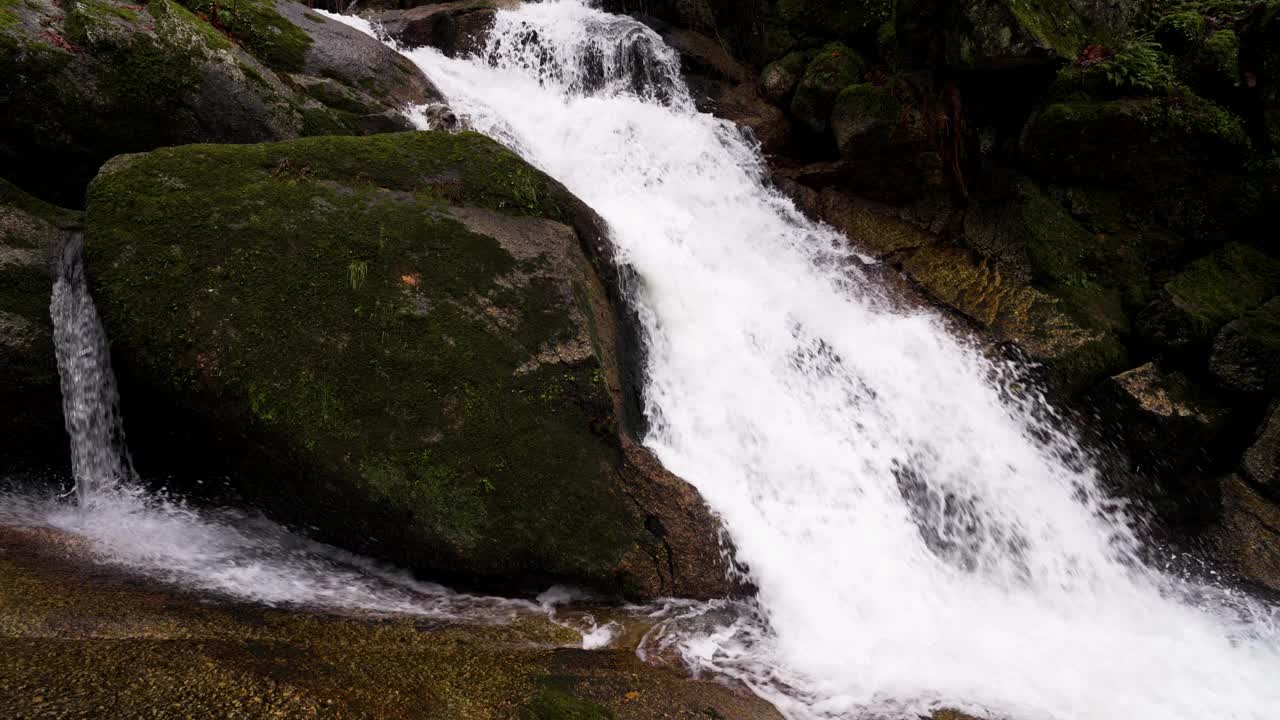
[337,2,1280,718]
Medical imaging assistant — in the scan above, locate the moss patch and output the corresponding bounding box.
[178,0,311,71]
[1165,243,1280,332]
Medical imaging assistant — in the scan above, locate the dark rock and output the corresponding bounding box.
[1090,362,1228,526]
[83,132,733,599]
[374,0,518,57]
[0,180,80,474]
[1136,243,1280,353]
[276,0,441,109]
[1210,297,1280,394]
[1242,402,1280,502]
[1207,474,1280,593]
[760,51,809,104]
[1021,95,1250,193]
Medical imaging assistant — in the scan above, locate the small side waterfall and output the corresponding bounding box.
[49,233,136,508]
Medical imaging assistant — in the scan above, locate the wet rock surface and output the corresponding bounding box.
[0,525,777,720]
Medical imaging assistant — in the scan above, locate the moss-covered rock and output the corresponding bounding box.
[896,0,1087,70]
[1136,242,1280,352]
[790,43,866,134]
[0,0,439,205]
[827,81,940,198]
[1209,296,1280,393]
[0,179,80,473]
[1022,94,1249,186]
[1021,92,1254,239]
[82,132,730,598]
[760,50,810,104]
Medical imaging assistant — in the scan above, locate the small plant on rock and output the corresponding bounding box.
[1096,39,1175,94]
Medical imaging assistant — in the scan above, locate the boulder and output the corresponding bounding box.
[374,0,518,57]
[828,81,937,198]
[0,0,439,206]
[83,132,732,599]
[1136,243,1280,353]
[760,51,810,104]
[1089,362,1228,526]
[1210,297,1280,394]
[655,25,792,152]
[0,180,80,473]
[1242,402,1280,502]
[1208,474,1280,593]
[790,43,866,135]
[274,0,440,108]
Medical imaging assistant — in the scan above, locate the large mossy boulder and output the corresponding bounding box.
[83,132,731,599]
[0,179,80,474]
[0,0,438,205]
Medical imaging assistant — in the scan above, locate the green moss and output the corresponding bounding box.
[298,105,362,136]
[178,0,311,72]
[1002,0,1086,58]
[522,687,615,720]
[1154,11,1206,55]
[791,43,866,133]
[1200,29,1239,86]
[301,10,324,23]
[1165,242,1280,332]
[84,132,643,587]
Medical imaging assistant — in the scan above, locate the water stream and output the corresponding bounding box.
[353,2,1280,718]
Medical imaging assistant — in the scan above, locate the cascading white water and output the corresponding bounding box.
[50,233,137,509]
[338,2,1280,717]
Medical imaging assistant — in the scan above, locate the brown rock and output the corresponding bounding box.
[1208,474,1280,593]
[374,0,520,57]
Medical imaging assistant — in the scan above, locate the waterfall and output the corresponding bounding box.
[50,232,137,508]
[333,1,1280,718]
